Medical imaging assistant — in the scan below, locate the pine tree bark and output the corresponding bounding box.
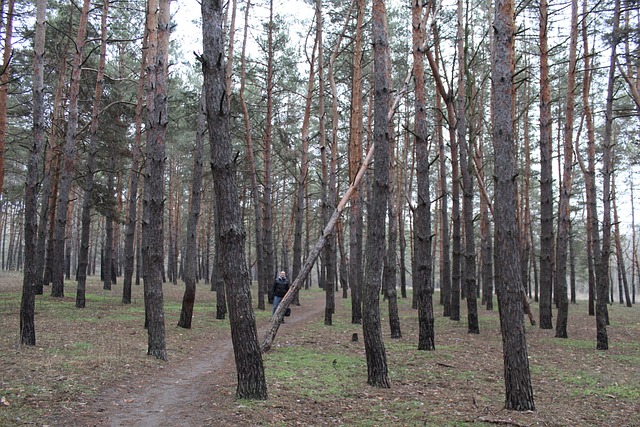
[348,0,365,325]
[363,0,391,388]
[596,0,621,350]
[51,0,91,298]
[143,0,169,360]
[293,11,316,309]
[492,0,535,410]
[20,0,47,345]
[555,0,579,338]
[178,92,206,328]
[538,0,554,329]
[202,0,267,399]
[456,0,478,333]
[425,27,459,321]
[384,109,400,339]
[0,0,14,198]
[325,1,353,326]
[122,7,149,304]
[263,0,275,303]
[577,0,599,316]
[412,0,434,350]
[76,0,109,308]
[238,0,265,310]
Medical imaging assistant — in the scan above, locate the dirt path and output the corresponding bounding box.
[86,296,325,426]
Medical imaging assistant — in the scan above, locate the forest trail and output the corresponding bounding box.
[90,294,325,427]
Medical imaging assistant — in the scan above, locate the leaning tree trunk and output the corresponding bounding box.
[20,0,47,345]
[492,0,535,410]
[76,0,109,308]
[262,138,378,353]
[202,0,267,399]
[178,91,206,328]
[50,0,91,298]
[260,50,412,357]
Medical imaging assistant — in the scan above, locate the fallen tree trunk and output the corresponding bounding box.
[260,71,411,353]
[260,143,374,353]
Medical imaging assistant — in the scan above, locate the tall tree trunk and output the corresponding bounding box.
[457,0,478,333]
[238,0,265,310]
[474,140,493,305]
[51,0,91,298]
[425,26,459,321]
[262,142,376,351]
[76,0,109,308]
[437,89,451,317]
[398,119,409,300]
[363,0,391,389]
[318,0,330,322]
[143,0,169,360]
[538,0,554,329]
[555,0,579,338]
[596,0,621,350]
[263,0,275,302]
[384,109,400,339]
[293,13,316,309]
[123,6,149,304]
[202,0,267,399]
[412,0,434,351]
[578,0,599,316]
[260,69,409,352]
[0,0,14,198]
[328,0,355,325]
[178,91,206,328]
[325,0,353,325]
[492,0,535,410]
[36,33,68,294]
[348,0,365,325]
[20,0,47,345]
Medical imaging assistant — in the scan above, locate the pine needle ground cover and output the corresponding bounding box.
[1,272,638,426]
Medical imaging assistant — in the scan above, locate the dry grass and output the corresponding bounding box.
[1,271,639,426]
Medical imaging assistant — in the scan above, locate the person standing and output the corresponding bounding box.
[272,271,290,321]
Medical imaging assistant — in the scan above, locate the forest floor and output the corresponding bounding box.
[1,271,639,426]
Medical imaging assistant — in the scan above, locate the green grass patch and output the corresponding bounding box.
[264,346,365,400]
